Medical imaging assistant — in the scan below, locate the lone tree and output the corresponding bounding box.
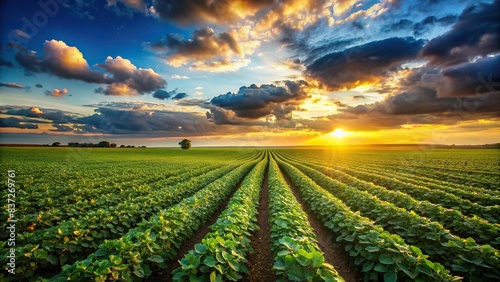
[99,141,110,147]
[179,139,191,149]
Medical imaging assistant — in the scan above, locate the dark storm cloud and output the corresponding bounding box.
[436,56,500,97]
[315,88,500,131]
[35,84,43,88]
[153,0,274,24]
[0,117,39,129]
[305,37,425,90]
[0,58,14,68]
[77,107,218,135]
[346,87,499,117]
[421,0,500,66]
[210,80,309,120]
[0,82,25,89]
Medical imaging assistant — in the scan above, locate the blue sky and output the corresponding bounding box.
[0,0,499,146]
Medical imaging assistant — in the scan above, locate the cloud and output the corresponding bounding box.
[35,84,43,88]
[172,92,188,100]
[152,89,188,100]
[15,40,105,83]
[45,88,69,98]
[0,82,25,89]
[305,37,425,90]
[210,80,309,120]
[96,56,167,95]
[3,106,78,123]
[413,15,457,37]
[13,29,31,40]
[153,0,274,25]
[352,95,365,100]
[152,89,173,100]
[0,117,39,129]
[421,0,500,66]
[77,106,218,135]
[106,0,147,13]
[436,56,500,98]
[332,100,348,107]
[171,74,189,79]
[14,40,167,96]
[0,58,14,68]
[50,124,74,132]
[149,27,247,72]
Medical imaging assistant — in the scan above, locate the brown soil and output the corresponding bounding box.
[280,167,364,282]
[242,164,276,282]
[145,179,243,282]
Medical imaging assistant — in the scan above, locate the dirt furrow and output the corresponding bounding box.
[145,178,245,282]
[243,164,275,282]
[280,166,363,282]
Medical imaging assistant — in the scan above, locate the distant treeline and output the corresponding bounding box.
[431,143,500,149]
[62,141,146,148]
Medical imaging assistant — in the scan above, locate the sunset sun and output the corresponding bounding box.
[330,129,349,138]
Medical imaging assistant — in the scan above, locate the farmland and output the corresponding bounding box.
[1,147,499,281]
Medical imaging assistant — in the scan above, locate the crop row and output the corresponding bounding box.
[340,160,500,206]
[0,153,263,281]
[355,161,500,198]
[267,156,344,281]
[278,152,500,247]
[377,162,499,190]
[325,162,500,223]
[46,157,261,282]
[272,153,460,281]
[172,155,268,281]
[10,162,224,233]
[275,153,500,281]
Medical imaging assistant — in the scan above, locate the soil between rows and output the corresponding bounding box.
[242,164,276,281]
[145,175,245,281]
[280,166,364,282]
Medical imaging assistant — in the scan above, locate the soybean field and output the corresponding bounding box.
[1,147,499,282]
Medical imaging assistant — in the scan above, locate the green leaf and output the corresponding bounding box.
[378,254,395,265]
[195,244,207,255]
[273,258,287,271]
[374,263,389,272]
[46,254,59,265]
[384,272,397,282]
[172,271,187,280]
[366,246,379,252]
[210,271,222,282]
[34,249,48,259]
[148,255,164,264]
[109,255,122,265]
[362,262,373,272]
[134,266,145,278]
[311,252,325,268]
[204,256,217,267]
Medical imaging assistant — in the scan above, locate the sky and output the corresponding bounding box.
[0,0,499,147]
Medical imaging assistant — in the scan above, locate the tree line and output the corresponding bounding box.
[52,141,146,148]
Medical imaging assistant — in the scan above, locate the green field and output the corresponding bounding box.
[1,147,499,281]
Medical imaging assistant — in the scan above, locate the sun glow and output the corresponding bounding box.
[329,128,349,138]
